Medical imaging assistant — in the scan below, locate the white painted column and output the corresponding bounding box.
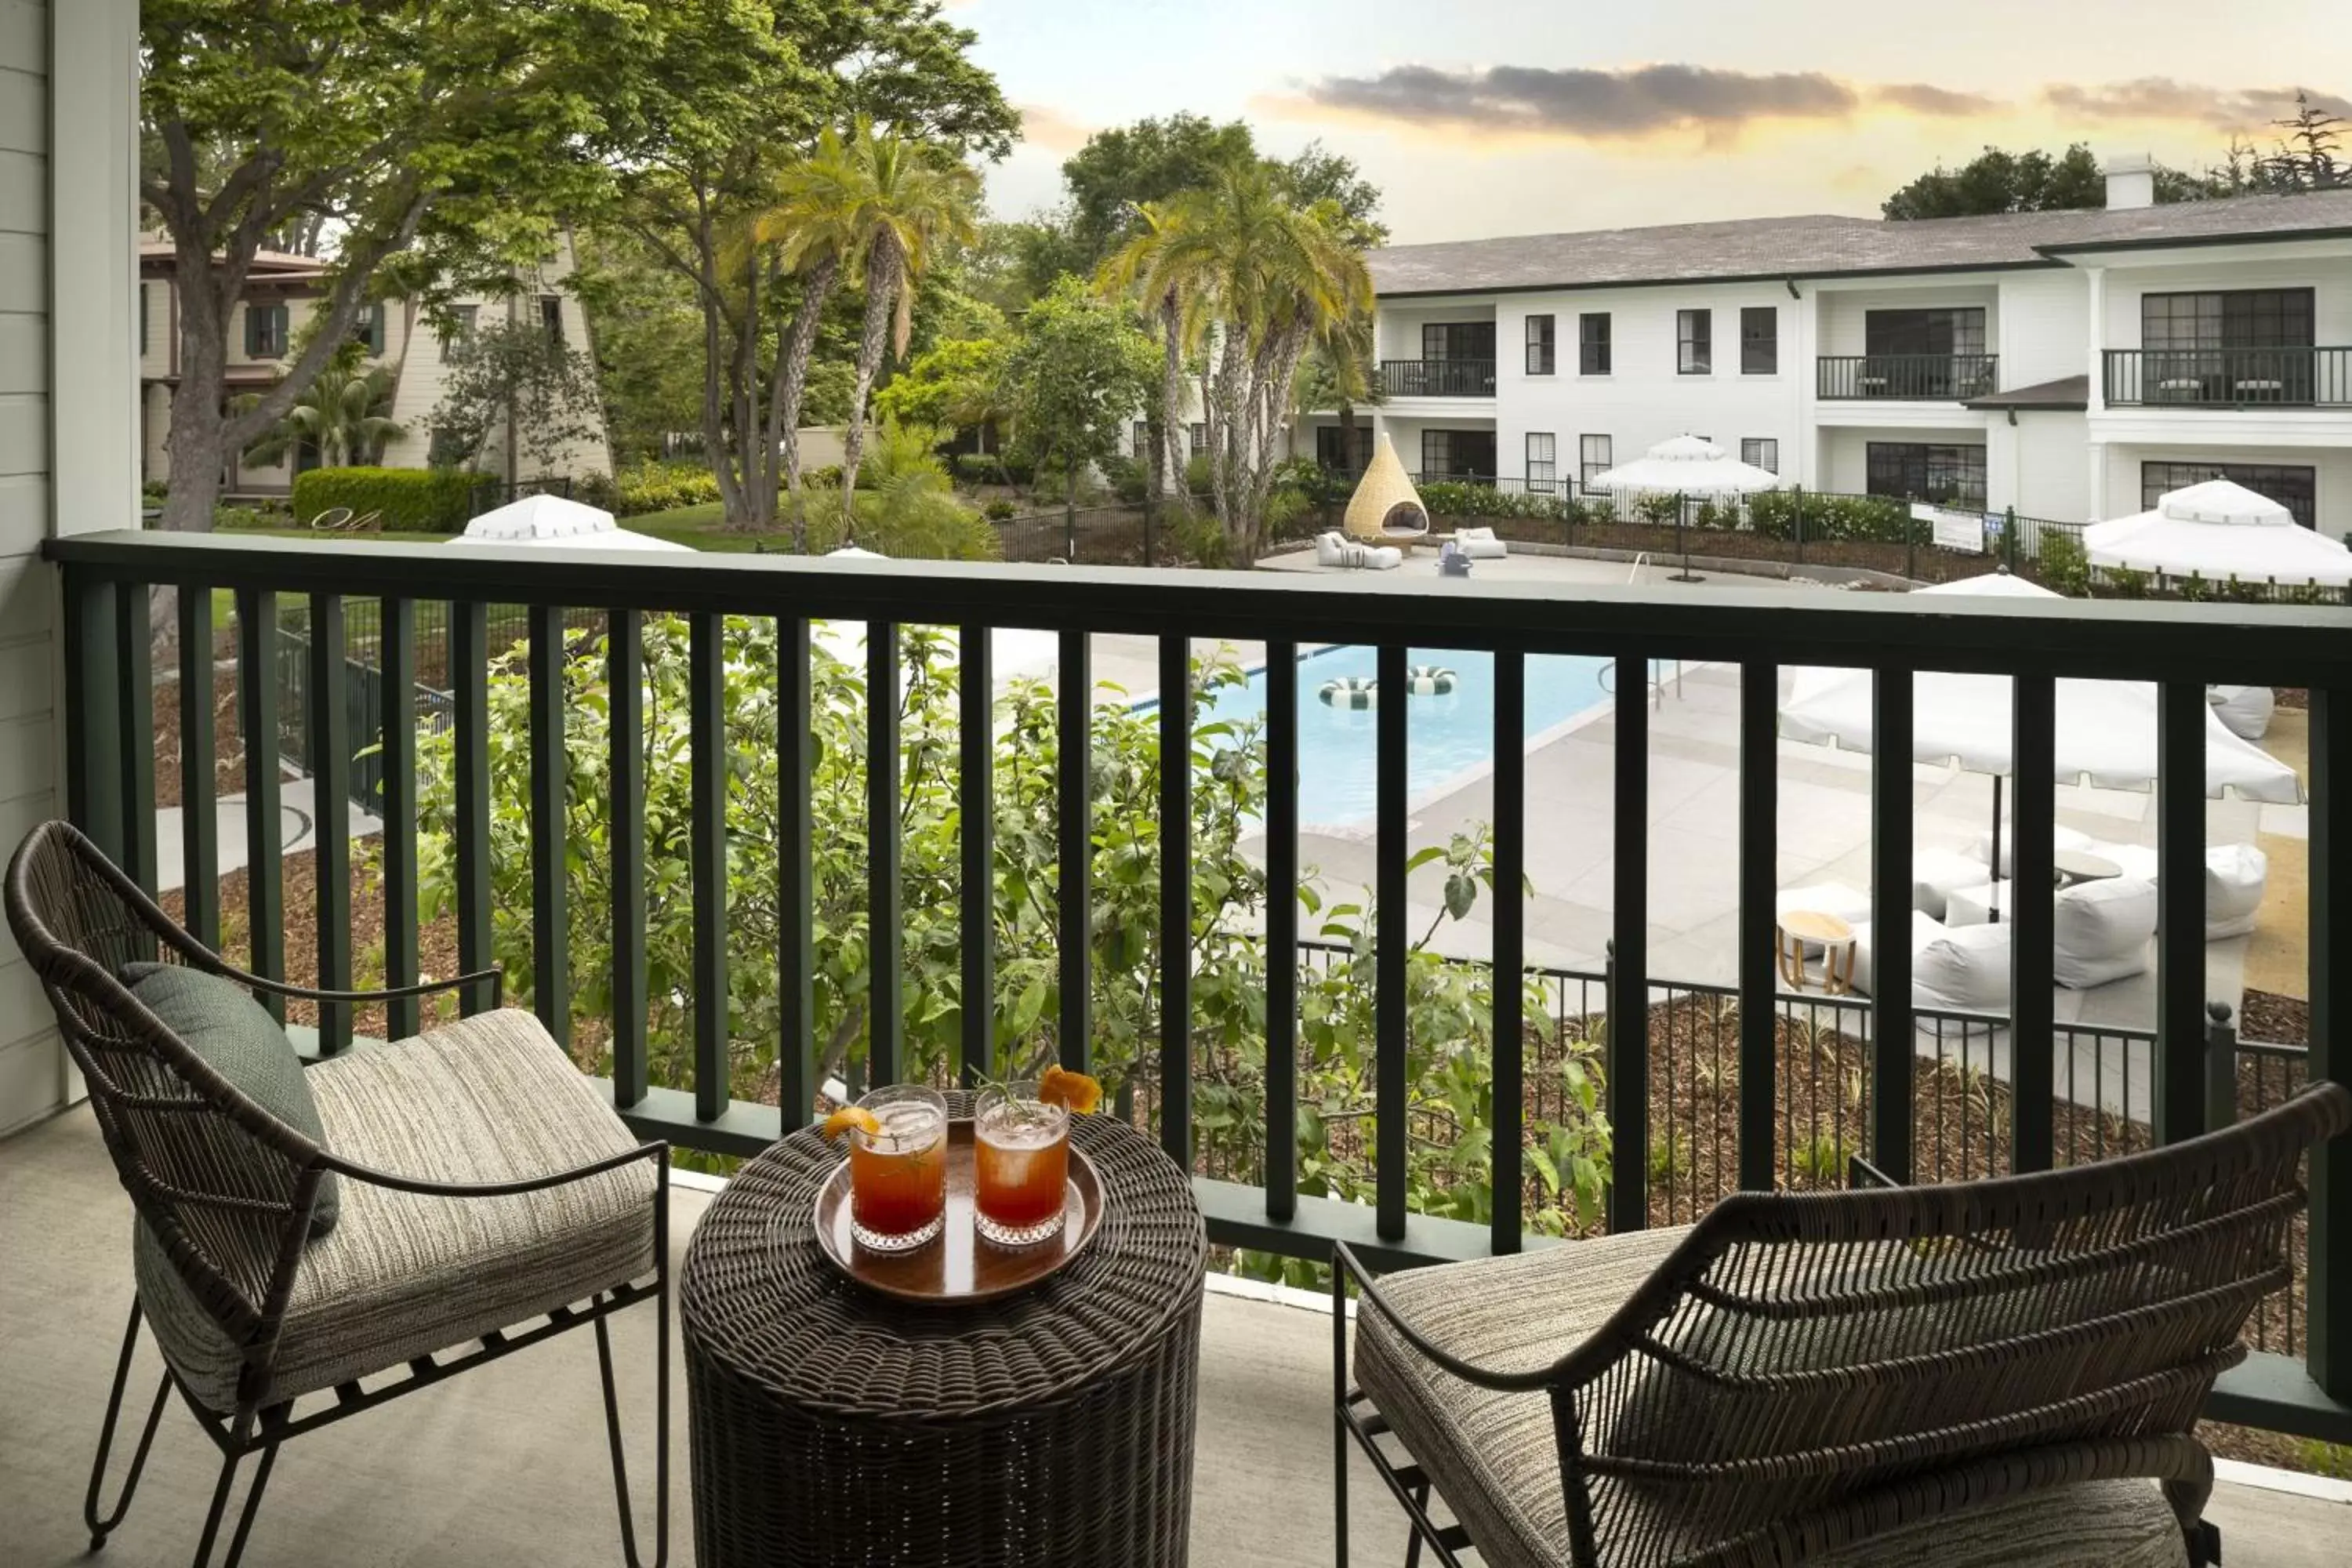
[1794,283,1818,486]
[49,0,140,540]
[2083,265,2107,416]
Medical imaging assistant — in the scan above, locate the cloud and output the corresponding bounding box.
[1014,102,1093,154]
[2042,79,2352,132]
[1875,83,2002,116]
[1292,63,1860,142]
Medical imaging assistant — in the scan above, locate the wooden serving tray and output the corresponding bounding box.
[812,1118,1104,1305]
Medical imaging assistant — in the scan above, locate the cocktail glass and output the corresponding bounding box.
[974,1083,1071,1247]
[846,1085,948,1252]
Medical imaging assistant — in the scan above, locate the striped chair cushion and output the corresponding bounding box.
[136,1010,655,1412]
[1353,1226,2189,1568]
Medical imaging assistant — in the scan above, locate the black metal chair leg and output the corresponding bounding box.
[86,1300,169,1551]
[187,1414,271,1568]
[1333,1258,1349,1568]
[215,1443,279,1568]
[597,1187,670,1568]
[1404,1481,1429,1568]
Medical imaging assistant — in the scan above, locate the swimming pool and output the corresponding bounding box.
[1184,645,1617,825]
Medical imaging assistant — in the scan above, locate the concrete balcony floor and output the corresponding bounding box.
[4,1109,2345,1566]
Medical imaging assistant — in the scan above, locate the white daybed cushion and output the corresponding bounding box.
[1852,912,2008,1011]
[2081,840,2160,884]
[2053,876,2157,989]
[1366,545,1403,571]
[1455,526,1508,561]
[1316,531,1345,567]
[2209,685,2275,741]
[2205,842,2268,940]
[1969,822,2093,876]
[1911,848,1989,921]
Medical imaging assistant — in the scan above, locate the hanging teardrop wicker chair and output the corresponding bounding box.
[1345,434,1431,547]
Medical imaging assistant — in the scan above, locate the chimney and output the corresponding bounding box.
[2104,151,2155,210]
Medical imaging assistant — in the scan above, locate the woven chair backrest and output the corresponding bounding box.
[1569,1083,2349,1567]
[4,821,313,1345]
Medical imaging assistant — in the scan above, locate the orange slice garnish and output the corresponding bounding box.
[822,1106,883,1142]
[1038,1065,1102,1115]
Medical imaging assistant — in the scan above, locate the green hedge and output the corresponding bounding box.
[1747,489,1922,544]
[291,467,487,533]
[577,459,722,518]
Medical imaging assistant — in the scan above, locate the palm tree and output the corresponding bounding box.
[1296,307,1378,477]
[828,118,981,520]
[240,358,406,474]
[755,125,868,548]
[1111,160,1370,562]
[1098,201,1204,503]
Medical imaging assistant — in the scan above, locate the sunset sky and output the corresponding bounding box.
[954,0,2352,243]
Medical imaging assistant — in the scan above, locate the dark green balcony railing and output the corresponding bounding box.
[41,528,2352,1443]
[1817,354,2000,401]
[2103,347,2352,408]
[1377,358,1496,397]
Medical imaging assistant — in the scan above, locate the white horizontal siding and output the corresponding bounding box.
[0,2,42,76]
[0,66,40,154]
[0,470,43,550]
[0,390,45,472]
[0,147,38,233]
[0,711,50,801]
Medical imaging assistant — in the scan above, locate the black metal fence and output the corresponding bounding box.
[48,529,2352,1439]
[1377,358,1497,397]
[2104,347,2352,408]
[1817,354,2001,401]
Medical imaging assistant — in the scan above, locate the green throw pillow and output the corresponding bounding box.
[121,962,339,1237]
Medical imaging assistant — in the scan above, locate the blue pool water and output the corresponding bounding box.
[1186,646,1617,825]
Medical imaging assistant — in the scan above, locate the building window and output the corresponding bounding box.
[1578,313,1610,376]
[1421,321,1495,361]
[1524,314,1555,376]
[1316,424,1372,472]
[1677,309,1711,375]
[1189,422,1207,456]
[244,302,289,359]
[1864,307,1987,358]
[139,282,149,355]
[441,303,478,361]
[2141,289,2314,351]
[2143,460,2315,529]
[1740,437,1778,475]
[1525,432,1558,493]
[540,294,564,346]
[1740,307,1777,375]
[1579,434,1613,488]
[352,301,386,357]
[1866,441,1986,509]
[1421,428,1497,481]
[1132,421,1149,459]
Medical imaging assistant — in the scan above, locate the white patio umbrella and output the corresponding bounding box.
[2084,479,2352,589]
[448,492,692,554]
[1587,434,1780,582]
[1780,573,2301,911]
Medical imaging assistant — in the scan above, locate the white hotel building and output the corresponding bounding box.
[1304,162,2352,540]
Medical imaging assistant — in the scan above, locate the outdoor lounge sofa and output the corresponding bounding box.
[1335,1082,2352,1568]
[3,822,670,1568]
[1317,531,1403,571]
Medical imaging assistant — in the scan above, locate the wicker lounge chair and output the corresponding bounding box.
[1335,1083,2350,1568]
[4,821,670,1568]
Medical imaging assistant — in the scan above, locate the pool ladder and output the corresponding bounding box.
[1598,655,1685,710]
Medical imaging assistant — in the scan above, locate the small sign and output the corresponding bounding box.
[1912,501,1984,554]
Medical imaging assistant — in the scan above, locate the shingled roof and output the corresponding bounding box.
[1367,188,2352,296]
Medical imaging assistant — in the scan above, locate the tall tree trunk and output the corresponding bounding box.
[159,268,230,534]
[1064,456,1079,561]
[768,254,839,554]
[1159,292,1185,499]
[840,238,901,536]
[694,230,749,526]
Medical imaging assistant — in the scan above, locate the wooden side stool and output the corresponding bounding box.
[1776,909,1857,996]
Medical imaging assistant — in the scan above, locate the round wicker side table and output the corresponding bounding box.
[681,1093,1207,1567]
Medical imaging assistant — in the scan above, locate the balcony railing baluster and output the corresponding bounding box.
[2103,346,2352,408]
[238,588,286,1024]
[1058,630,1092,1076]
[310,593,353,1054]
[117,594,157,898]
[176,588,220,950]
[1609,648,1650,1233]
[956,619,992,1091]
[777,616,817,1123]
[1737,661,1777,1190]
[451,601,493,1018]
[2157,679,2210,1145]
[608,609,646,1108]
[1265,639,1300,1225]
[2010,670,2058,1173]
[690,611,731,1116]
[1816,354,1999,401]
[1375,358,1497,397]
[1869,662,1915,1181]
[1375,641,1409,1241]
[528,604,568,1053]
[1158,636,1192,1168]
[2310,685,2348,1401]
[1490,650,1526,1253]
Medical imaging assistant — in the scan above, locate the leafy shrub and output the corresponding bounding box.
[1635,492,1682,528]
[291,466,485,533]
[397,632,1613,1269]
[212,504,270,532]
[1169,503,1229,567]
[2036,526,2091,595]
[1265,487,1312,541]
[1184,452,1210,495]
[1748,490,1921,545]
[1418,480,1572,523]
[578,459,723,518]
[953,452,1000,485]
[982,499,1017,522]
[1693,498,1743,531]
